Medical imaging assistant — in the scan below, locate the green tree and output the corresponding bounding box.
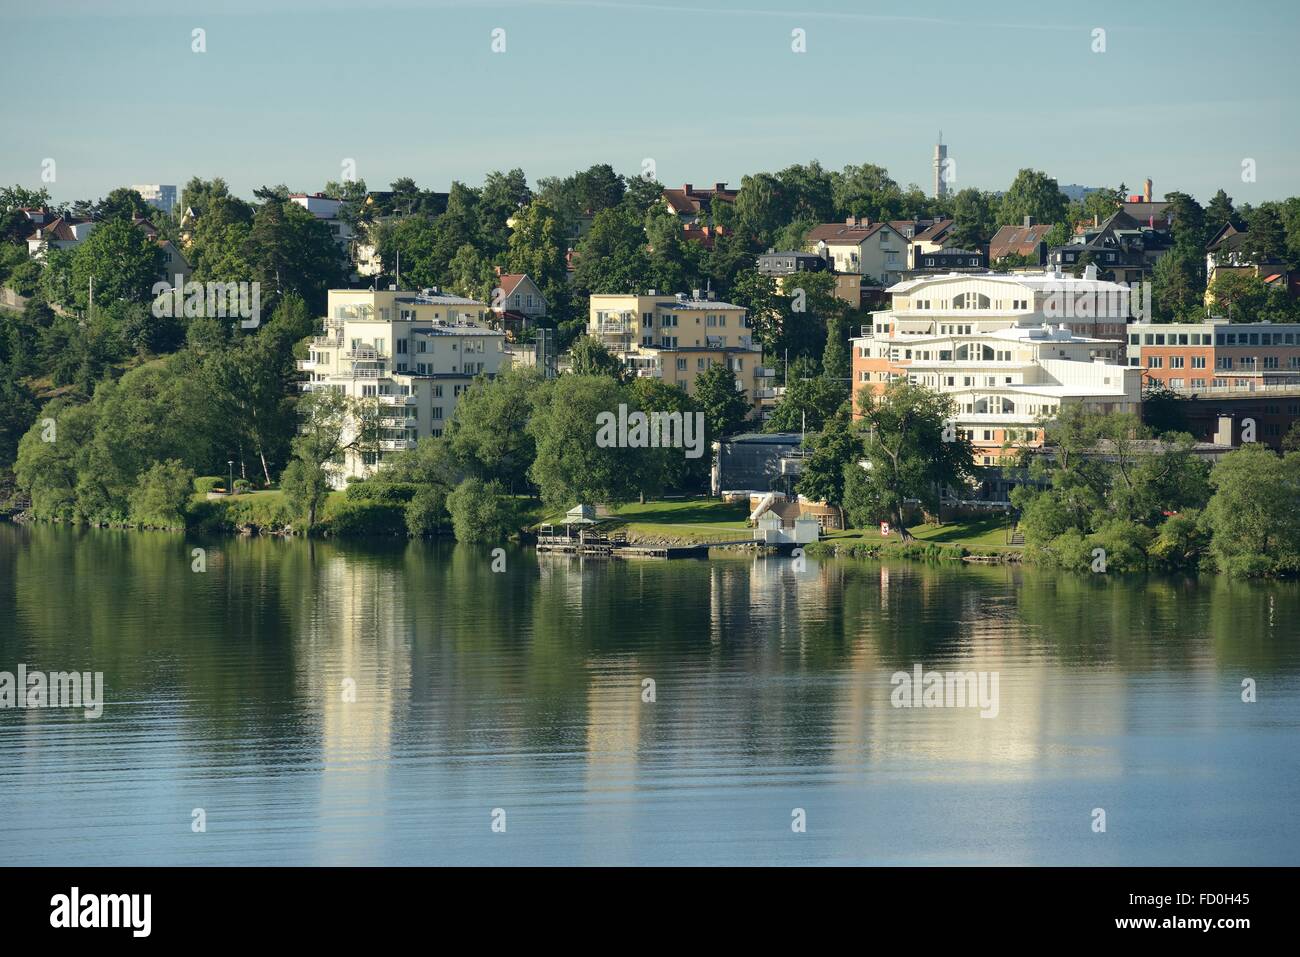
[70,218,167,309]
[128,459,195,528]
[764,376,849,433]
[693,362,750,439]
[445,477,520,543]
[567,335,627,380]
[998,169,1068,227]
[446,366,545,492]
[526,374,643,509]
[795,410,862,527]
[856,381,975,538]
[1204,444,1300,576]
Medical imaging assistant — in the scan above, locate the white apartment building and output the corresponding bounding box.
[851,268,1141,463]
[298,289,508,484]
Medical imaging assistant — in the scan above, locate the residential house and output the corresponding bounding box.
[989,219,1053,266]
[1203,222,1294,304]
[492,272,548,336]
[804,217,909,285]
[25,217,97,258]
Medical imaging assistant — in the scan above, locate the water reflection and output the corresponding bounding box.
[1,523,1297,865]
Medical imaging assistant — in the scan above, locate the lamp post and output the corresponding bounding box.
[228,460,234,496]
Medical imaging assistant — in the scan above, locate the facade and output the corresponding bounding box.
[852,323,1140,464]
[1048,209,1171,283]
[804,217,909,285]
[131,184,177,215]
[757,250,828,276]
[298,289,507,484]
[587,291,771,407]
[908,246,987,275]
[1126,319,1300,391]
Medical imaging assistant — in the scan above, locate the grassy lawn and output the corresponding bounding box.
[535,497,754,544]
[821,514,1022,552]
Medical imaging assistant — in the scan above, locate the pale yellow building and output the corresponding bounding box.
[587,291,772,407]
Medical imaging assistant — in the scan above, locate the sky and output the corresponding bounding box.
[2,0,1297,206]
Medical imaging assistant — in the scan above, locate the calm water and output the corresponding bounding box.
[1,522,1298,866]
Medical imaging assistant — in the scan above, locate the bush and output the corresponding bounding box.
[1148,511,1210,570]
[233,478,253,494]
[405,485,449,537]
[193,476,225,494]
[345,481,419,505]
[129,459,195,529]
[320,499,407,537]
[445,478,519,544]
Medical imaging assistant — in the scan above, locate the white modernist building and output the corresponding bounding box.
[851,268,1142,464]
[298,289,509,484]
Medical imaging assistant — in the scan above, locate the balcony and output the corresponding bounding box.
[755,366,777,378]
[755,387,779,400]
[635,367,662,378]
[378,393,417,405]
[378,438,416,451]
[296,358,316,371]
[345,346,388,360]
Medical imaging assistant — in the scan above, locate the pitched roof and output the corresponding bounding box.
[806,220,890,245]
[497,273,527,297]
[27,216,91,242]
[662,183,737,217]
[913,219,954,243]
[988,223,1053,260]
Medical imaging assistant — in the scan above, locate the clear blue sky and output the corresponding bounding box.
[3,0,1297,205]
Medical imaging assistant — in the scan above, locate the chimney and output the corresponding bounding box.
[1143,178,1152,203]
[1023,215,1034,227]
[846,215,857,226]
[682,183,693,194]
[1093,214,1099,227]
[714,182,726,192]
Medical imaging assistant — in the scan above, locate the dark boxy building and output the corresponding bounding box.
[714,432,806,494]
[757,250,828,276]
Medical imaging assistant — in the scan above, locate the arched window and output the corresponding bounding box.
[951,292,991,309]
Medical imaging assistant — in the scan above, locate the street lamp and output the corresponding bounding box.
[228,460,234,496]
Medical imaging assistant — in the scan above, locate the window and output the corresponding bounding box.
[1191,357,1206,369]
[1170,356,1184,369]
[431,407,444,420]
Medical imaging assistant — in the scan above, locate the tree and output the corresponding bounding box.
[1208,271,1269,320]
[949,188,998,249]
[447,366,545,492]
[571,205,650,295]
[998,169,1068,227]
[70,218,166,309]
[526,374,643,509]
[567,335,627,381]
[128,459,195,528]
[506,200,568,304]
[445,477,519,543]
[96,187,151,222]
[763,376,849,433]
[1203,444,1300,576]
[282,391,376,530]
[693,362,750,440]
[856,381,975,538]
[246,200,345,314]
[830,164,903,221]
[795,411,862,527]
[1205,189,1238,232]
[732,173,792,247]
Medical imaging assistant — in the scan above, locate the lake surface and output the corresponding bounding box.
[1,522,1297,866]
